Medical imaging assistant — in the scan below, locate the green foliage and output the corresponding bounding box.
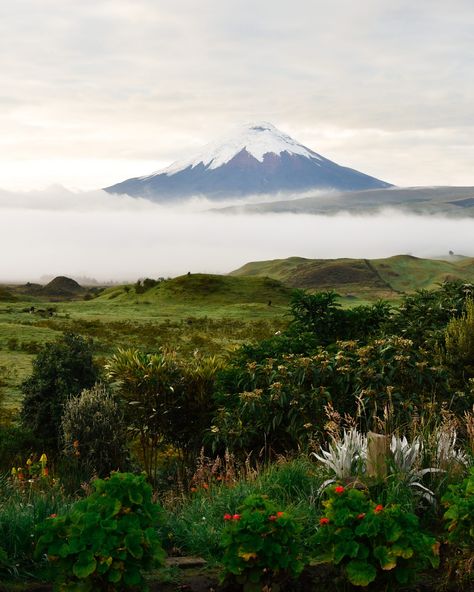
[221,494,305,591]
[106,349,224,479]
[313,486,440,588]
[385,281,474,346]
[0,472,70,580]
[162,457,320,561]
[290,290,391,346]
[442,467,474,550]
[0,423,42,472]
[211,337,448,456]
[61,384,130,477]
[35,472,166,591]
[21,333,99,451]
[445,298,474,380]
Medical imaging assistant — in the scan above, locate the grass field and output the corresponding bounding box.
[0,274,292,408]
[2,255,473,409]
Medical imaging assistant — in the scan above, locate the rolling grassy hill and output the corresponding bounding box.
[230,254,474,298]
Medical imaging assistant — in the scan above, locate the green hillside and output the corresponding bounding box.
[230,254,474,297]
[97,273,292,305]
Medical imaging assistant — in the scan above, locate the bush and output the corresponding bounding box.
[445,298,474,381]
[35,472,166,591]
[442,467,474,550]
[61,384,129,477]
[21,333,99,452]
[211,337,449,456]
[0,423,42,472]
[221,494,305,591]
[313,485,439,588]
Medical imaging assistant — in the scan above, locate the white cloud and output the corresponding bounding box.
[0,1,474,189]
[1,188,473,282]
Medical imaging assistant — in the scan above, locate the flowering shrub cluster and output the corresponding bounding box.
[313,485,440,587]
[221,494,305,591]
[10,453,54,490]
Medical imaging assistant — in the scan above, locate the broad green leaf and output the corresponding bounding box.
[374,545,397,570]
[334,540,359,564]
[72,551,97,579]
[345,560,377,587]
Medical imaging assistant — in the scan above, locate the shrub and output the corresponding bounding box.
[61,384,129,477]
[106,349,224,479]
[221,494,305,591]
[313,485,439,588]
[35,472,166,591]
[211,337,449,456]
[21,333,99,452]
[442,467,474,550]
[445,298,474,382]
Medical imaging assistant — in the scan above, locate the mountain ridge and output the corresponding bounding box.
[104,122,392,200]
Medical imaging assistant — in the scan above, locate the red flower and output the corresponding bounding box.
[319,517,330,525]
[276,511,284,518]
[374,504,384,513]
[334,485,345,494]
[233,514,241,521]
[202,483,209,490]
[48,514,57,519]
[357,513,366,520]
[269,515,277,522]
[223,514,232,521]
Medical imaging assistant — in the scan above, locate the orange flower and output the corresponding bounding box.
[374,504,384,513]
[357,513,366,520]
[319,517,330,525]
[334,485,345,494]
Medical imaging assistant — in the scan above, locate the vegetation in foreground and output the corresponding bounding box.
[0,277,473,590]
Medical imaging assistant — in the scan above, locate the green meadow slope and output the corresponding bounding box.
[230,254,474,298]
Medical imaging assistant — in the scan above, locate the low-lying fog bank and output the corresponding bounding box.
[0,187,473,283]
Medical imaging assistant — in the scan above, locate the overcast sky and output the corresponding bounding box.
[1,0,474,190]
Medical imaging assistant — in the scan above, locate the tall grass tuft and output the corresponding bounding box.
[161,457,323,561]
[0,473,71,580]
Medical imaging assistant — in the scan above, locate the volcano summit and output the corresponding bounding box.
[105,122,393,201]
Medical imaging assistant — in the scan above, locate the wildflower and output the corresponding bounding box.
[39,453,47,467]
[374,504,384,513]
[232,514,241,521]
[335,485,345,494]
[202,483,209,490]
[224,514,232,521]
[10,467,17,477]
[276,511,284,518]
[42,467,49,477]
[319,517,330,525]
[269,515,277,522]
[357,513,366,520]
[48,514,57,519]
[73,440,79,449]
[190,487,197,493]
[26,458,33,467]
[239,552,257,561]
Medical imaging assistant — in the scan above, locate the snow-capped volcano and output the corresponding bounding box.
[105,122,393,200]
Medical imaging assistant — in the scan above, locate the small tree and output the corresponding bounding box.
[61,384,129,477]
[21,333,99,452]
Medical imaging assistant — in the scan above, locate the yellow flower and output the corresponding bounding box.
[239,551,257,562]
[39,453,48,467]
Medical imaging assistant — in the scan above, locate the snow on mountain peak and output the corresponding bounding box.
[159,122,322,177]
